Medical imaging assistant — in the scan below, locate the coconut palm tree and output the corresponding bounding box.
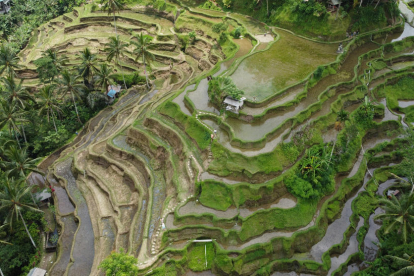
[375,193,414,244]
[0,100,29,147]
[77,47,98,87]
[43,48,68,74]
[100,0,125,34]
[1,75,35,109]
[94,63,114,93]
[386,253,414,275]
[56,70,86,123]
[131,33,155,88]
[0,44,21,77]
[36,85,63,133]
[0,175,42,248]
[104,36,128,89]
[1,146,43,178]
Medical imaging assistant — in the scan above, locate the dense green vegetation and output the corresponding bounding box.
[0,0,85,52]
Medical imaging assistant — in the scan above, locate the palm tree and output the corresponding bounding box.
[36,85,63,133]
[386,253,414,275]
[56,70,86,123]
[77,47,98,87]
[1,75,35,109]
[1,145,43,178]
[0,44,21,77]
[104,36,128,89]
[375,193,414,244]
[100,0,125,34]
[43,48,68,73]
[0,175,43,248]
[94,63,114,93]
[131,33,155,88]
[0,100,29,147]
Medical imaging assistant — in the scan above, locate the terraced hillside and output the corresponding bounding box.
[27,0,414,275]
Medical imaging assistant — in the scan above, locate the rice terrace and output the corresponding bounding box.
[2,0,414,275]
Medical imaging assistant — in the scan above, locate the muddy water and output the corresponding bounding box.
[55,158,95,276]
[225,42,379,142]
[134,198,147,255]
[374,98,400,124]
[309,169,372,263]
[200,171,240,184]
[223,37,254,69]
[185,38,253,114]
[187,78,219,114]
[398,1,414,27]
[202,118,290,156]
[392,22,414,42]
[238,196,297,218]
[49,215,77,276]
[53,186,75,215]
[398,99,414,108]
[223,211,320,251]
[328,217,364,275]
[242,84,305,116]
[377,178,398,196]
[310,134,393,263]
[362,208,384,264]
[112,135,165,240]
[173,84,196,116]
[230,28,337,101]
[179,199,238,219]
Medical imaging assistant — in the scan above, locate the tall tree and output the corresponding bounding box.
[0,44,21,77]
[104,36,128,89]
[0,175,42,248]
[56,70,86,123]
[42,48,68,73]
[100,0,125,34]
[131,33,155,88]
[36,85,63,133]
[77,47,98,87]
[1,75,35,109]
[1,146,43,178]
[375,193,414,244]
[386,253,414,276]
[94,63,114,93]
[0,100,29,147]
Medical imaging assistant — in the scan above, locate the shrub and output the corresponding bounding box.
[111,72,146,88]
[212,22,228,33]
[231,27,242,38]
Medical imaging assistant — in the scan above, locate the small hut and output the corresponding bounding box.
[107,84,122,99]
[223,96,246,114]
[328,0,342,12]
[0,0,10,14]
[35,189,53,207]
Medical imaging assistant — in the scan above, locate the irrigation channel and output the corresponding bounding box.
[23,1,414,275]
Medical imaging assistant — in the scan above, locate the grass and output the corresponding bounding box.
[229,28,337,101]
[159,101,211,150]
[199,181,233,211]
[377,76,414,110]
[238,198,318,241]
[187,242,215,271]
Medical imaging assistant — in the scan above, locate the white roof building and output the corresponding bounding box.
[223,96,246,114]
